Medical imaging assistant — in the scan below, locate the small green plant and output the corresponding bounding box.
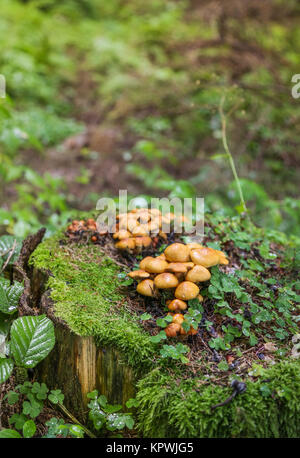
[0,382,85,438]
[87,390,136,435]
[0,235,55,384]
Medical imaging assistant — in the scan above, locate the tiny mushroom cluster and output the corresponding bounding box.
[66,218,108,243]
[113,208,186,253]
[129,242,228,338]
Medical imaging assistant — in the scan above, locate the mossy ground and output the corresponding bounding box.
[30,215,300,437]
[30,232,156,370]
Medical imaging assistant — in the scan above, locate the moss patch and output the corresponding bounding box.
[30,233,156,370]
[136,361,300,437]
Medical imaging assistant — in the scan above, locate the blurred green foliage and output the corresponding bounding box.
[0,0,299,238]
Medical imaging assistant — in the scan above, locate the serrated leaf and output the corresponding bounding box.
[0,236,22,265]
[11,315,55,368]
[0,358,14,383]
[0,279,23,315]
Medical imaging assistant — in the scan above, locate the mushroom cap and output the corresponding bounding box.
[187,242,203,251]
[166,263,188,274]
[135,236,152,248]
[165,323,181,338]
[115,238,136,250]
[154,272,179,289]
[182,262,195,270]
[139,256,154,270]
[156,253,166,261]
[143,258,169,274]
[164,243,190,262]
[185,265,211,282]
[128,270,150,279]
[197,294,204,302]
[188,326,198,336]
[131,225,149,237]
[175,281,199,300]
[167,299,187,312]
[190,247,220,267]
[113,230,132,240]
[172,313,185,325]
[136,279,155,297]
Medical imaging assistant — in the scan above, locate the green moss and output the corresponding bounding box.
[30,227,300,437]
[30,233,156,370]
[136,361,300,438]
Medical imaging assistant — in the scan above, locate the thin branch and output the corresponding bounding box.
[54,402,97,439]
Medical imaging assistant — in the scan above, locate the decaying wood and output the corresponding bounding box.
[13,227,46,316]
[36,282,136,421]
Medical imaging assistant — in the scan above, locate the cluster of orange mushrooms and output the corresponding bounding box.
[113,207,187,253]
[66,208,187,252]
[129,242,228,338]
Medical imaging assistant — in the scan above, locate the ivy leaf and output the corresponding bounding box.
[0,358,14,383]
[23,420,36,438]
[10,315,55,368]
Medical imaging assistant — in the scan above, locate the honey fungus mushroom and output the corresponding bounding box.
[128,270,150,280]
[175,281,199,301]
[190,247,220,267]
[164,243,190,263]
[167,299,187,312]
[154,273,179,289]
[185,265,211,282]
[136,279,155,297]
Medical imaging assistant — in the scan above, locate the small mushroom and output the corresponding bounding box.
[132,225,149,237]
[185,265,211,282]
[172,313,185,325]
[113,230,132,240]
[135,236,152,250]
[190,247,220,267]
[164,243,190,262]
[128,270,150,279]
[167,299,187,312]
[139,256,154,270]
[143,258,169,274]
[187,242,203,251]
[165,323,181,338]
[136,279,155,297]
[166,263,188,274]
[115,238,136,251]
[175,281,199,300]
[154,272,179,289]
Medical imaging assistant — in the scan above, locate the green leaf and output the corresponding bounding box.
[32,382,49,400]
[0,428,22,438]
[9,413,27,430]
[0,236,22,265]
[217,361,229,371]
[48,389,64,404]
[69,424,84,438]
[5,391,19,405]
[0,358,14,383]
[125,398,139,409]
[23,420,36,438]
[0,279,23,315]
[10,315,55,368]
[140,313,152,321]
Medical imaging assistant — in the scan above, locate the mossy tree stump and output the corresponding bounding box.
[27,215,300,437]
